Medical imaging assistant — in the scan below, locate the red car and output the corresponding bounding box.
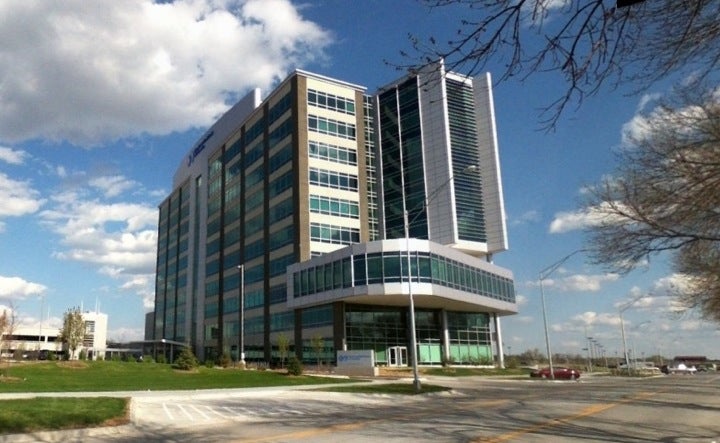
[530,367,581,380]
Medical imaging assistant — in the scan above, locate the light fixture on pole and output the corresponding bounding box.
[404,164,479,393]
[619,307,630,372]
[538,249,586,380]
[237,264,245,368]
[618,293,645,373]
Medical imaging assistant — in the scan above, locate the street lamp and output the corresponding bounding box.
[538,249,586,380]
[404,164,479,392]
[618,293,645,373]
[237,264,245,367]
[38,295,45,353]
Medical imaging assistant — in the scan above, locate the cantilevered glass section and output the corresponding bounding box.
[292,250,514,303]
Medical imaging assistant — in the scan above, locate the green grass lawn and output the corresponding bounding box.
[0,361,464,434]
[0,361,351,393]
[0,361,357,434]
[422,366,531,377]
[0,397,128,434]
[319,383,450,395]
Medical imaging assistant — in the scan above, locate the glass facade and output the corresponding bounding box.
[345,305,491,365]
[364,95,379,241]
[446,78,487,243]
[154,180,191,344]
[378,78,428,240]
[292,250,515,304]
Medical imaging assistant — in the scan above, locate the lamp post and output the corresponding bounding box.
[618,293,645,373]
[404,164,478,392]
[619,307,630,372]
[237,264,245,367]
[538,249,586,380]
[38,295,45,352]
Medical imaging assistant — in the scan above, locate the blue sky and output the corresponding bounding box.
[0,0,717,359]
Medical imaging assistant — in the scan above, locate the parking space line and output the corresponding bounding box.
[190,404,210,420]
[177,404,195,421]
[206,405,227,419]
[162,402,175,421]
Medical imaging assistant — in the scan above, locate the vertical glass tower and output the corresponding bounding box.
[376,60,507,258]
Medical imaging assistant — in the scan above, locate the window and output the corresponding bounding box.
[309,195,359,218]
[309,141,357,165]
[309,168,358,192]
[310,223,360,245]
[307,89,355,115]
[308,115,356,140]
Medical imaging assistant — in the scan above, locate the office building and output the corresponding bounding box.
[6,311,108,360]
[150,62,516,366]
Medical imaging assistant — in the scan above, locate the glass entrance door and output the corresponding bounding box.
[388,346,407,367]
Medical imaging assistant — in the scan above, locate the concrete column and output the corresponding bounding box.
[441,310,450,363]
[494,313,505,368]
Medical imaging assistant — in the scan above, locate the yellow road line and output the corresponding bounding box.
[475,391,658,443]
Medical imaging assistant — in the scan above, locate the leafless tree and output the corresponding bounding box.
[582,81,720,321]
[401,0,720,128]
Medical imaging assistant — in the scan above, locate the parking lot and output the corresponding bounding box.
[4,372,720,442]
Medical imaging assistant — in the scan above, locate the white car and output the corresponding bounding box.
[666,363,697,375]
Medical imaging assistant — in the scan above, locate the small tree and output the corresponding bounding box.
[0,311,6,359]
[174,347,199,371]
[277,333,290,368]
[0,304,19,371]
[310,334,324,370]
[58,307,85,360]
[217,352,231,368]
[286,356,303,376]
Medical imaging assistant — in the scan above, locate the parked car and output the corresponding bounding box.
[662,362,697,375]
[530,367,581,380]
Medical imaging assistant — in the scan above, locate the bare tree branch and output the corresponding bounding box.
[395,0,720,129]
[583,81,720,320]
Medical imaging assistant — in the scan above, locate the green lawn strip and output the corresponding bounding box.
[1,362,353,393]
[422,367,531,377]
[317,383,450,395]
[0,397,128,434]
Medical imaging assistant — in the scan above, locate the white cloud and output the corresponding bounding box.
[571,311,621,327]
[636,93,661,112]
[621,92,712,147]
[549,208,598,233]
[535,272,619,292]
[0,147,28,164]
[615,275,696,316]
[513,315,534,324]
[89,175,138,198]
[515,294,528,306]
[0,0,331,145]
[39,193,158,306]
[43,201,158,274]
[0,173,44,218]
[118,274,156,310]
[0,276,47,300]
[549,201,628,234]
[107,326,144,342]
[509,210,540,226]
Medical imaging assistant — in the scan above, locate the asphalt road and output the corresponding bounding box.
[3,372,720,442]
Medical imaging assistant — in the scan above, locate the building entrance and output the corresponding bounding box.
[387,346,407,367]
